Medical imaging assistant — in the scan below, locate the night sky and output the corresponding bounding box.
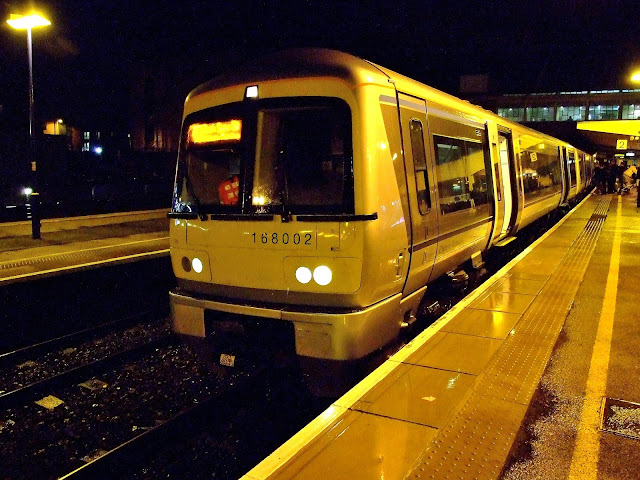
[1,0,639,131]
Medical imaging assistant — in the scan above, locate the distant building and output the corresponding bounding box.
[463,88,640,160]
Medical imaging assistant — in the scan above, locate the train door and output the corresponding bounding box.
[497,129,518,238]
[396,92,438,296]
[560,146,570,205]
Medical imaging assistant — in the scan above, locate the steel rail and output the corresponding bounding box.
[0,308,162,368]
[0,334,176,411]
[59,369,262,480]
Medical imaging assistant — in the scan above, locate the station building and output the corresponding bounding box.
[463,86,640,163]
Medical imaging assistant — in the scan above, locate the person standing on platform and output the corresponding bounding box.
[594,162,605,194]
[607,160,617,195]
[634,167,640,209]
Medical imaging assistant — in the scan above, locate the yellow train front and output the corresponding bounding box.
[169,50,412,385]
[168,49,591,390]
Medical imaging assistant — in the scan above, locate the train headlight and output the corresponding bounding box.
[192,257,203,274]
[313,266,332,286]
[295,266,312,284]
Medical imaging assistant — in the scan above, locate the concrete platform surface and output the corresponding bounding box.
[0,209,169,285]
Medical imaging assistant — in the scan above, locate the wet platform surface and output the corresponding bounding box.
[243,191,640,480]
[0,209,169,284]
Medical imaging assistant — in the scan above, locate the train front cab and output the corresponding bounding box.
[168,54,428,389]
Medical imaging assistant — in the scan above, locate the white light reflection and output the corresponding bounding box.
[447,374,460,389]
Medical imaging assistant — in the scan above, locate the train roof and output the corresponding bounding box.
[187,49,587,152]
[187,48,390,100]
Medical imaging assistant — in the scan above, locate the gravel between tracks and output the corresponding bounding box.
[0,342,227,480]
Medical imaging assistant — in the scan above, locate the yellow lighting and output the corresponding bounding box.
[7,13,51,29]
[252,195,266,205]
[631,72,640,83]
[187,120,242,145]
[57,118,63,123]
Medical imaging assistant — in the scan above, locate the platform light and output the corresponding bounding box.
[6,13,51,29]
[192,257,203,273]
[295,267,312,284]
[23,187,33,196]
[245,85,258,99]
[313,266,332,286]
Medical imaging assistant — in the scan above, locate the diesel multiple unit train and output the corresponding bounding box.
[168,49,593,383]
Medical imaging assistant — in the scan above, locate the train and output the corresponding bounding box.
[168,49,593,391]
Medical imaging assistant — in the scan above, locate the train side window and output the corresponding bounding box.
[409,119,431,213]
[434,135,489,214]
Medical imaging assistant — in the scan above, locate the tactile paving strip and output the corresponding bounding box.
[407,197,612,480]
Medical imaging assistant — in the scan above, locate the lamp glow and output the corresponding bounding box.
[23,187,33,196]
[7,13,51,29]
[192,257,203,273]
[313,266,332,286]
[295,267,312,284]
[631,72,640,83]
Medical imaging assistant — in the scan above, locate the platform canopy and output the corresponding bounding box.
[577,120,640,136]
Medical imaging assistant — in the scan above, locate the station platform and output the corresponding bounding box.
[243,191,640,480]
[0,209,169,285]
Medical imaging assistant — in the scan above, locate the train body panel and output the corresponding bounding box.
[168,49,592,367]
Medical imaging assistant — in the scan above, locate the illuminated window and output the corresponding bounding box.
[83,131,90,140]
[434,135,489,214]
[588,105,619,120]
[498,108,525,122]
[519,138,562,205]
[526,107,555,122]
[82,142,90,152]
[556,106,586,121]
[621,105,640,120]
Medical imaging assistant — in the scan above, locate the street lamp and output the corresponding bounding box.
[7,12,51,239]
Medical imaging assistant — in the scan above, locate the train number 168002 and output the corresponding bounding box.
[251,232,313,246]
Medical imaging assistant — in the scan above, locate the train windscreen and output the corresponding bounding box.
[172,98,353,215]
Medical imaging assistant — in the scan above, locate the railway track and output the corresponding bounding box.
[0,335,230,480]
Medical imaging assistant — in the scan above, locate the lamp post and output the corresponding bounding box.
[7,13,51,239]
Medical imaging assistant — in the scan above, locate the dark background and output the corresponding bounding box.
[0,0,639,215]
[2,0,639,127]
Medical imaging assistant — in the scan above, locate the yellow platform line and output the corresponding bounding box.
[568,195,622,479]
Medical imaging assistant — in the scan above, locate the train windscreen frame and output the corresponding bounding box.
[172,97,354,216]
